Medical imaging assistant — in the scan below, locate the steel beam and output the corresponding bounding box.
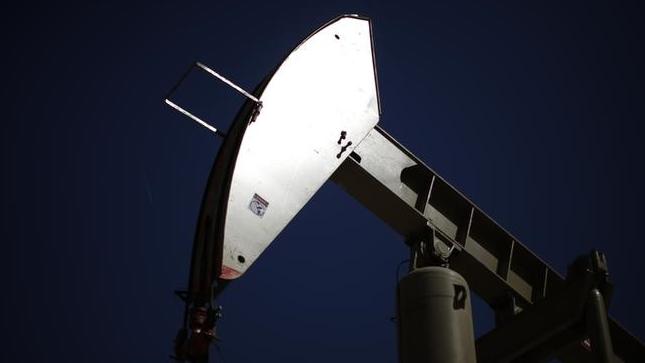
[331,125,644,362]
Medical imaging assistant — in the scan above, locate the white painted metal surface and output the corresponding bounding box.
[219,16,380,279]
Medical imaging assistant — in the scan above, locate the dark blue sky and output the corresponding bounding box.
[2,1,644,362]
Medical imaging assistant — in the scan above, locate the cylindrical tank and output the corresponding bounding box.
[398,266,476,363]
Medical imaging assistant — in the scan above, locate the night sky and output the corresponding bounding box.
[3,1,645,362]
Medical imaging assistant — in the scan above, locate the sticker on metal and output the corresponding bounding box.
[248,193,269,217]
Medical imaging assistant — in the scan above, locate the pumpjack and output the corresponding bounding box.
[165,15,644,363]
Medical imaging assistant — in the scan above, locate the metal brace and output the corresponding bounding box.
[409,223,458,270]
[164,61,263,137]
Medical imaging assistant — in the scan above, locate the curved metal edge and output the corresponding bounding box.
[183,14,378,309]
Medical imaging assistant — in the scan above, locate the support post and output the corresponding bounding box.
[587,288,615,363]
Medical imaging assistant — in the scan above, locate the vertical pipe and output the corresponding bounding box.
[586,288,614,363]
